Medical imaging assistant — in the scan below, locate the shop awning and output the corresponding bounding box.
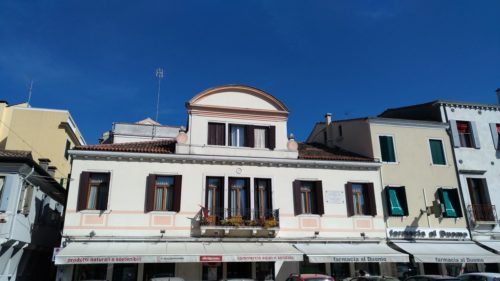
[475,241,500,254]
[391,241,500,263]
[294,242,409,263]
[55,242,304,265]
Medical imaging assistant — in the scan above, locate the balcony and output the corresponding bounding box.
[467,204,498,226]
[199,207,279,237]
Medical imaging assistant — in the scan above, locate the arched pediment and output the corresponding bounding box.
[187,85,288,113]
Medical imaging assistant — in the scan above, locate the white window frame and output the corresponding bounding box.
[428,138,448,166]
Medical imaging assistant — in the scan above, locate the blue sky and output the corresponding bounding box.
[1,1,499,144]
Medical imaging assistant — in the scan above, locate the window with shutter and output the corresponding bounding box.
[206,177,224,220]
[438,188,462,218]
[293,180,323,215]
[429,139,446,165]
[456,121,474,148]
[254,178,272,219]
[379,136,396,163]
[385,186,408,216]
[208,123,226,146]
[77,172,110,211]
[346,182,377,216]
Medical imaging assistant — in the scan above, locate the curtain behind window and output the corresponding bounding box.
[254,128,267,148]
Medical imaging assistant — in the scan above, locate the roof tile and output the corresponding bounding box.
[298,143,373,162]
[75,139,176,154]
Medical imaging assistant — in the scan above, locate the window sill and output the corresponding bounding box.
[430,163,448,167]
[78,209,111,215]
[382,161,399,165]
[148,211,178,215]
[351,215,376,218]
[296,213,321,217]
[205,145,271,151]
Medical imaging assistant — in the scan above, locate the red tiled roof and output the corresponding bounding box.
[75,139,176,154]
[298,143,374,162]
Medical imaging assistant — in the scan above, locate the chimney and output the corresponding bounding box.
[325,113,332,125]
[47,166,57,178]
[38,158,51,171]
[496,88,500,105]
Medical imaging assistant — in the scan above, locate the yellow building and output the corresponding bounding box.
[0,101,85,186]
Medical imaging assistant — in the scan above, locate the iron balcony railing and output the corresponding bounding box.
[467,204,497,223]
[199,207,280,228]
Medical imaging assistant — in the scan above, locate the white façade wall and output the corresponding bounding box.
[64,156,385,240]
[444,105,500,236]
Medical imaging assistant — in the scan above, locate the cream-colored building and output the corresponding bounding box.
[308,116,499,277]
[0,102,86,185]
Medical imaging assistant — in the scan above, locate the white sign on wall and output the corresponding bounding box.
[325,191,345,204]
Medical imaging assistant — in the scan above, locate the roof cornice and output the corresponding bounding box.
[367,118,449,129]
[70,150,381,171]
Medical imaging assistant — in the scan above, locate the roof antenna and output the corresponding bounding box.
[155,68,164,122]
[26,79,33,107]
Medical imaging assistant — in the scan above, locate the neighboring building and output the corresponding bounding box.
[99,118,181,144]
[307,115,500,277]
[379,90,500,272]
[0,150,65,281]
[0,102,86,187]
[55,85,409,281]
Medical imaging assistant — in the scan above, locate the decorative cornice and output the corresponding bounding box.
[70,150,381,171]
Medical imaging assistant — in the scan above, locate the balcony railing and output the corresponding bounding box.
[467,204,497,224]
[199,207,280,228]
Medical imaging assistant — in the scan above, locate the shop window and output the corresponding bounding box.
[77,172,110,211]
[112,264,137,281]
[227,262,252,279]
[379,135,396,163]
[331,263,350,281]
[145,175,182,212]
[143,263,175,281]
[429,139,446,165]
[254,178,273,219]
[438,188,463,218]
[229,177,250,219]
[203,263,222,281]
[208,122,226,146]
[345,182,377,216]
[256,262,275,281]
[385,186,408,216]
[73,264,107,281]
[292,180,324,216]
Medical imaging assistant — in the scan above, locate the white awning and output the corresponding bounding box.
[476,241,500,254]
[392,241,500,263]
[55,242,304,265]
[294,243,409,263]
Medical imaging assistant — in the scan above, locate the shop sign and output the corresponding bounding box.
[64,256,144,264]
[387,228,469,240]
[234,255,300,262]
[200,256,223,262]
[434,257,485,263]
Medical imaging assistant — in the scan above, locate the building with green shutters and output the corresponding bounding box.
[307,116,495,277]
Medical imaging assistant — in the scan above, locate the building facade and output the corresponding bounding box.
[380,93,500,272]
[0,150,66,281]
[0,102,86,187]
[56,85,410,281]
[307,115,500,277]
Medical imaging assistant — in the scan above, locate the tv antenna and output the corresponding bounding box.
[26,79,33,107]
[155,68,164,122]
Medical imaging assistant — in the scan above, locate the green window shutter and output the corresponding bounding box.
[380,136,396,162]
[430,140,446,165]
[441,190,457,217]
[387,188,404,216]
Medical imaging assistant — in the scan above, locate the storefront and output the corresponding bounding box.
[294,242,409,280]
[390,240,500,276]
[55,241,303,281]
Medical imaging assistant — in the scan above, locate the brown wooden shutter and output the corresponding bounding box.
[345,183,354,217]
[204,177,209,208]
[217,123,225,145]
[100,173,111,210]
[366,183,377,216]
[76,172,90,211]
[172,175,182,212]
[228,178,233,217]
[315,181,324,215]
[268,126,276,150]
[208,123,215,145]
[246,125,255,148]
[267,179,273,211]
[145,174,156,212]
[293,180,302,216]
[219,177,225,218]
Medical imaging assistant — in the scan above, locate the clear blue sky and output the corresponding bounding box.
[1,1,499,144]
